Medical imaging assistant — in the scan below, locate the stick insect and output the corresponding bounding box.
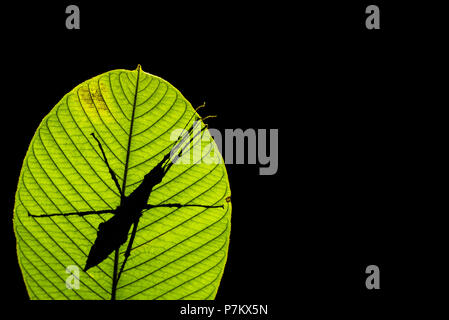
[28,110,224,299]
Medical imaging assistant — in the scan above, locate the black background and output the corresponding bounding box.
[1,0,445,317]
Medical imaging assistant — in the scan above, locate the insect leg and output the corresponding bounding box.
[28,209,116,218]
[91,132,123,198]
[116,202,224,281]
[116,220,139,282]
[145,203,224,210]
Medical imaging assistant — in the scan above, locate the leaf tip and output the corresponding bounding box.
[136,64,142,72]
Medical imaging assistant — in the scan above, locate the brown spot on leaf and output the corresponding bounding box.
[78,86,95,109]
[91,89,108,110]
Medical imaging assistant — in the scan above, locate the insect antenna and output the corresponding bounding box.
[156,102,215,172]
[90,132,123,197]
[162,110,218,173]
[151,103,204,167]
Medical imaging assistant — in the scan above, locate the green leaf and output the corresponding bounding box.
[13,66,232,300]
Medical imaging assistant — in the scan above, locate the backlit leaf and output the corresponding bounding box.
[13,66,232,300]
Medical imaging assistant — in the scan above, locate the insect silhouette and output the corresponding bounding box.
[28,111,224,299]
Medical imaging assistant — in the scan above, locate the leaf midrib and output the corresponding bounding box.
[121,66,142,198]
[110,66,141,300]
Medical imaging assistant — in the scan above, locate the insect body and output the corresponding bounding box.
[84,149,173,272]
[28,117,223,295]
